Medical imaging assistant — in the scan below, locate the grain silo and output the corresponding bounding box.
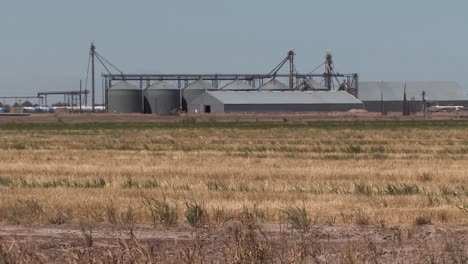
[108,81,142,113]
[145,81,180,115]
[304,79,325,90]
[221,80,254,90]
[258,79,289,90]
[182,80,215,111]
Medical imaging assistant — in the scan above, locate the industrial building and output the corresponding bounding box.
[74,45,468,115]
[358,81,468,112]
[99,50,364,114]
[188,90,363,113]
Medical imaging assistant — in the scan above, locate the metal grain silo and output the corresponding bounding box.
[221,80,254,90]
[108,81,142,113]
[182,80,215,110]
[258,79,289,90]
[145,81,181,115]
[304,79,326,90]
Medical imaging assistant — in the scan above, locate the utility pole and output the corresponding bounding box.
[91,43,96,112]
[79,79,82,113]
[288,50,295,90]
[422,91,426,117]
[403,82,408,116]
[325,53,333,91]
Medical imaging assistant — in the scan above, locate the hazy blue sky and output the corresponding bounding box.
[1,0,467,103]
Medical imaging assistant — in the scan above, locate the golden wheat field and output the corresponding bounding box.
[0,120,467,228]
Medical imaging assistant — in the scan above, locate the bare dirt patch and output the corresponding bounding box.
[0,223,466,263]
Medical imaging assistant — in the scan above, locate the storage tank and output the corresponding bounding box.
[221,80,254,90]
[145,81,180,115]
[304,79,325,90]
[258,79,289,90]
[108,81,142,113]
[182,80,215,110]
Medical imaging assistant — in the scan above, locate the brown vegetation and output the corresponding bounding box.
[0,120,467,262]
[0,121,467,226]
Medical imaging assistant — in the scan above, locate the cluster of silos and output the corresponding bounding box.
[108,81,182,114]
[108,79,303,114]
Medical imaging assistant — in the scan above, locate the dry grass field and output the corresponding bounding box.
[0,119,467,262]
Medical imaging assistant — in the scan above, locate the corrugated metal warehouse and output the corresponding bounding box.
[188,91,363,113]
[358,81,468,112]
[108,81,142,113]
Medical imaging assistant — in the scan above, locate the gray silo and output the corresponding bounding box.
[304,79,325,90]
[145,81,180,115]
[182,80,215,110]
[221,80,254,90]
[108,81,142,113]
[258,79,289,90]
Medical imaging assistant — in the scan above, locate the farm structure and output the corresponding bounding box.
[101,49,361,114]
[358,81,468,112]
[188,90,363,113]
[93,45,468,114]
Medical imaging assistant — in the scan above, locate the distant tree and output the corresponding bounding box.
[0,102,3,107]
[21,101,33,107]
[13,102,20,107]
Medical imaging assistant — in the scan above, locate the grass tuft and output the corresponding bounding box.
[143,196,178,227]
[184,199,207,228]
[282,204,311,233]
[415,216,432,226]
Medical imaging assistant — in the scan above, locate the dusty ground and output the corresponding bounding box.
[0,111,468,123]
[0,223,467,263]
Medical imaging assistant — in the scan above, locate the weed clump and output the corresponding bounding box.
[184,199,207,228]
[48,208,71,225]
[224,220,275,263]
[415,216,432,226]
[354,209,371,226]
[282,204,311,233]
[79,221,93,247]
[143,196,178,227]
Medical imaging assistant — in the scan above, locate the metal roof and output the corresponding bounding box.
[147,81,178,90]
[200,91,362,105]
[184,80,215,90]
[110,81,140,90]
[358,81,468,101]
[258,79,289,90]
[221,80,254,90]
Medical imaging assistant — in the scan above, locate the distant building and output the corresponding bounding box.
[188,90,363,113]
[358,81,468,112]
